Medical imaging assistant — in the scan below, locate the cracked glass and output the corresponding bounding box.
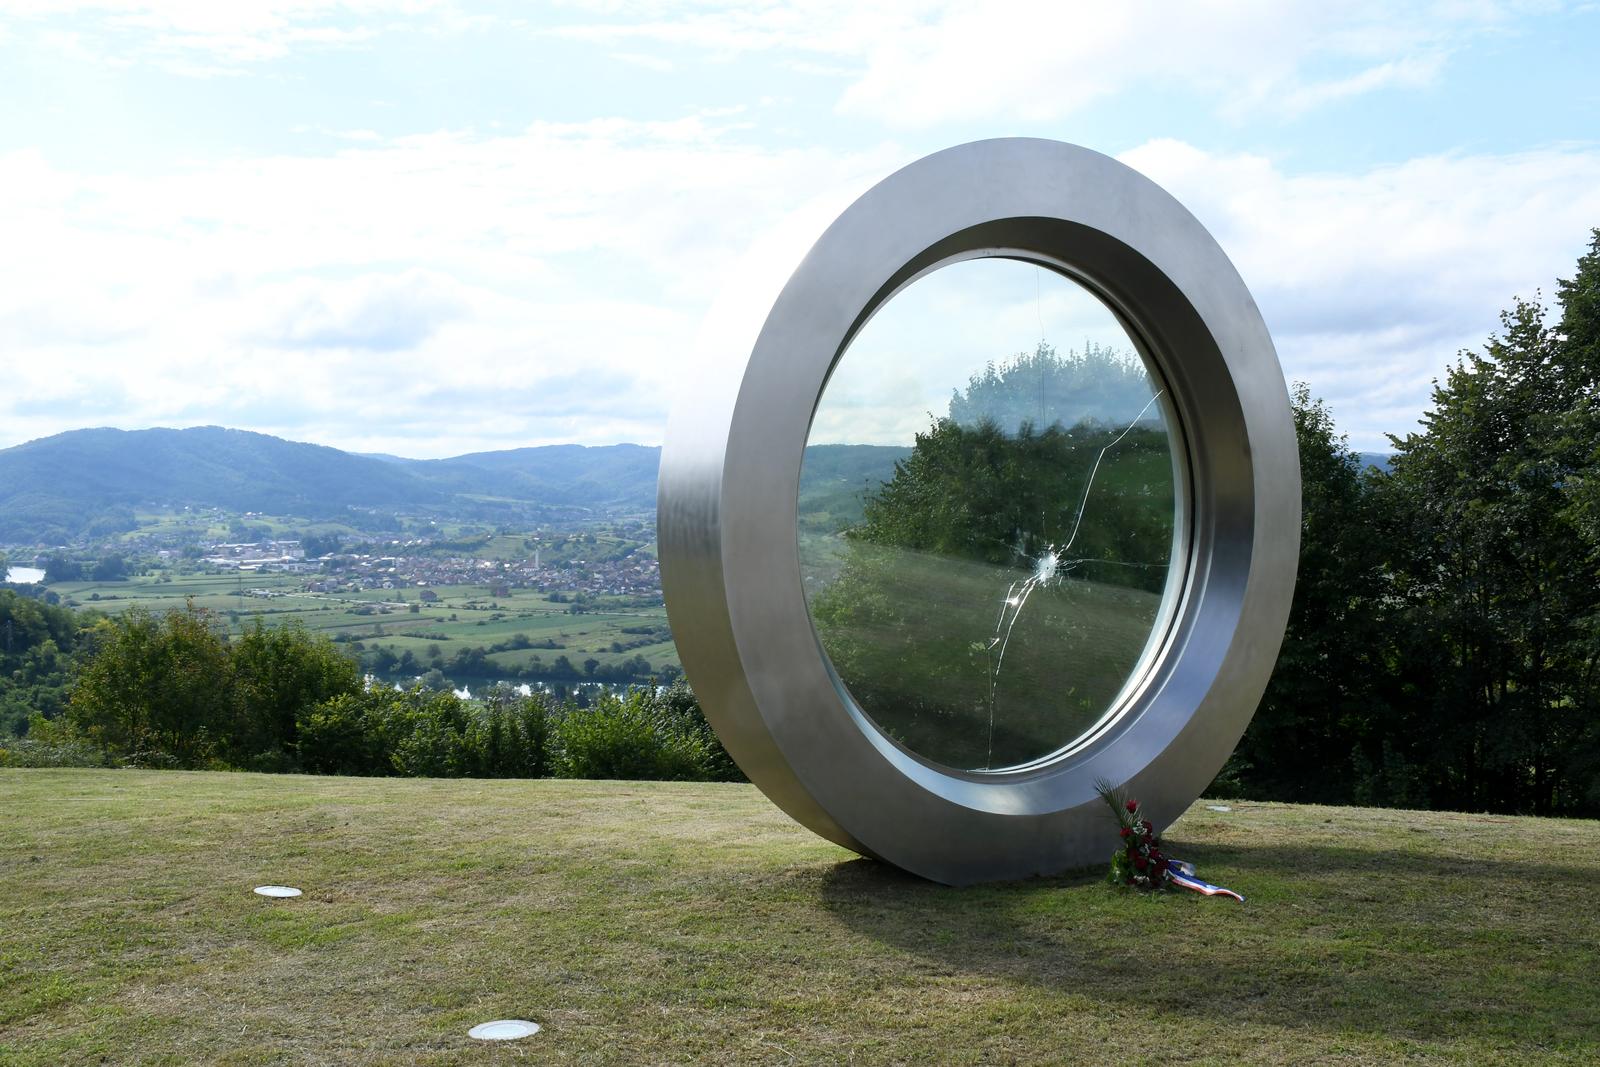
[799,258,1181,771]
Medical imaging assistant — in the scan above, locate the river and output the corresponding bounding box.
[4,566,45,584]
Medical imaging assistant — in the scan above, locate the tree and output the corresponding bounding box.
[69,604,234,766]
[1218,387,1392,803]
[301,532,342,558]
[0,589,99,736]
[1552,229,1600,807]
[1374,294,1597,814]
[230,619,362,768]
[947,340,1161,437]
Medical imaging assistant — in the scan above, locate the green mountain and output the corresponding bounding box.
[0,427,656,544]
[412,443,662,511]
[0,427,917,544]
[0,427,442,543]
[798,443,913,531]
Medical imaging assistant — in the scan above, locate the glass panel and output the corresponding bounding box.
[799,258,1178,771]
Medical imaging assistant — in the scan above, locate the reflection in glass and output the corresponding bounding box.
[799,259,1178,771]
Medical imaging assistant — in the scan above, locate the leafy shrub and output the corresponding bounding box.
[297,690,397,776]
[230,618,363,769]
[550,689,717,781]
[0,736,117,768]
[299,684,551,779]
[653,679,742,782]
[0,715,117,768]
[54,600,734,783]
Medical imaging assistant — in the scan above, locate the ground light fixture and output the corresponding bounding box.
[252,885,302,898]
[468,1020,541,1041]
[658,138,1299,885]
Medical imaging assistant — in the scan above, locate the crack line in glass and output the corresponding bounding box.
[981,388,1167,769]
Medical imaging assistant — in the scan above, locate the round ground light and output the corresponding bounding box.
[658,138,1299,885]
[468,1020,540,1041]
[252,885,302,898]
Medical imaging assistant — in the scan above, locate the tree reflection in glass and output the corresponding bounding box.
[799,260,1178,770]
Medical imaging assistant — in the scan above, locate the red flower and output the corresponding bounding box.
[1125,799,1139,813]
[1134,855,1147,871]
[1119,827,1131,839]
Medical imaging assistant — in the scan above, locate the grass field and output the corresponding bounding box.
[2,770,1596,1064]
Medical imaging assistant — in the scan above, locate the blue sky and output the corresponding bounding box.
[3,1,1599,456]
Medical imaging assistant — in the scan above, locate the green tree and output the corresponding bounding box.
[1374,293,1597,814]
[947,340,1162,437]
[230,619,362,768]
[1217,387,1392,803]
[68,603,234,766]
[1552,229,1600,807]
[0,589,100,736]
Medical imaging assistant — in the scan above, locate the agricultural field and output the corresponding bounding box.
[37,518,675,694]
[46,559,676,691]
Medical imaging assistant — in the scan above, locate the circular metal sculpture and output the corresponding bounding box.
[658,138,1299,885]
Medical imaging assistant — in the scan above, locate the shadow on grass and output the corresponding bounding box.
[813,842,1600,1052]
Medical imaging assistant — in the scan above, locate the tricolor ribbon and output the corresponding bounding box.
[1166,859,1244,902]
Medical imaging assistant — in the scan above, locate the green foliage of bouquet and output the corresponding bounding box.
[1096,779,1171,890]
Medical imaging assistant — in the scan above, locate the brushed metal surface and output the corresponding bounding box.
[658,138,1299,884]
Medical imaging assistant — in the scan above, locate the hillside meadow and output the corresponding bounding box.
[2,770,1596,1064]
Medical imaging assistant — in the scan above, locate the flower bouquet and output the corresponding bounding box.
[1094,779,1245,901]
[1095,779,1171,890]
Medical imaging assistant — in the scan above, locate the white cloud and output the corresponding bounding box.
[257,270,469,351]
[547,1,1544,123]
[6,126,1598,456]
[1117,139,1600,447]
[1272,53,1448,116]
[0,119,897,455]
[1,0,452,73]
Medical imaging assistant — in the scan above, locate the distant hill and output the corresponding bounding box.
[414,443,662,511]
[0,427,665,544]
[0,425,1405,546]
[798,444,912,531]
[0,427,1005,547]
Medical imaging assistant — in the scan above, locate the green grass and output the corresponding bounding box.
[2,770,1596,1064]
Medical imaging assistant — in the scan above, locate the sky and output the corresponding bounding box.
[810,258,1158,445]
[3,1,1599,458]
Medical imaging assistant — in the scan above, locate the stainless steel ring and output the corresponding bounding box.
[659,138,1299,885]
